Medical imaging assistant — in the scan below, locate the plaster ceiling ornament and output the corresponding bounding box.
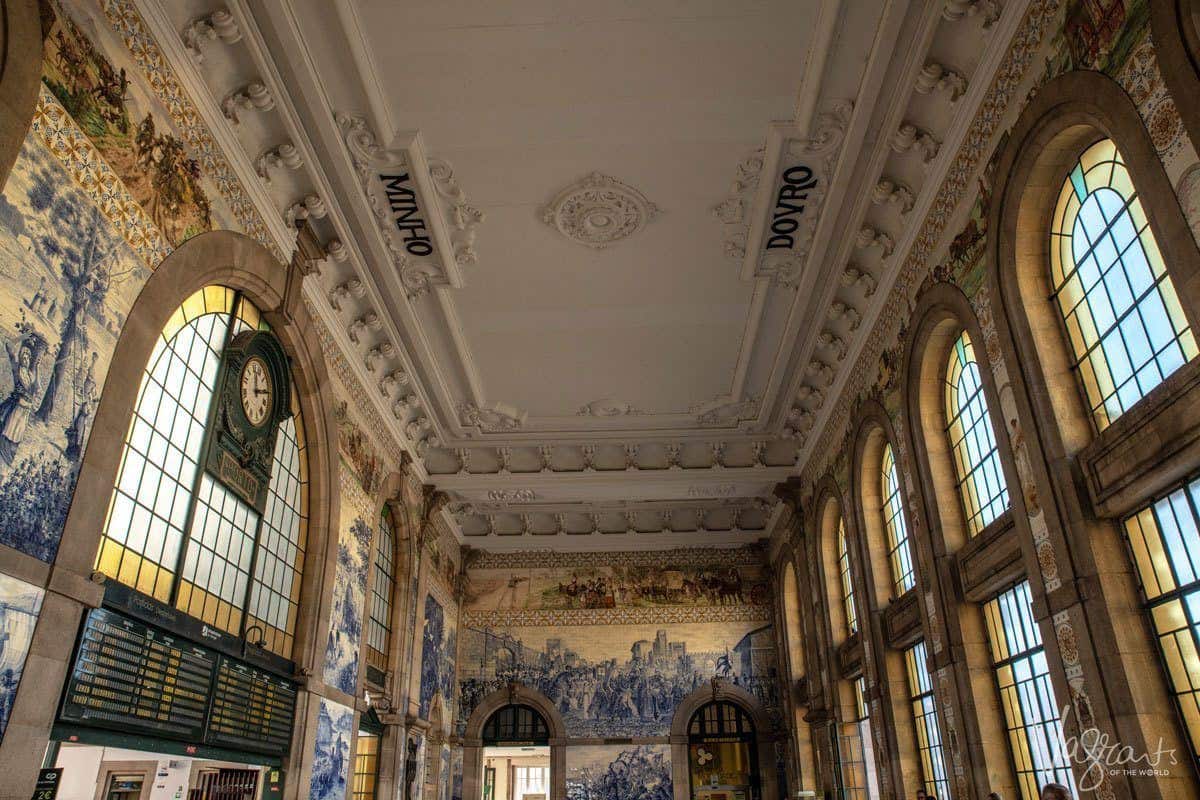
[795,385,824,407]
[254,142,303,181]
[328,278,365,311]
[751,100,854,287]
[855,226,895,258]
[870,178,915,213]
[841,265,877,296]
[221,82,274,124]
[540,172,661,249]
[942,0,1001,28]
[285,194,326,227]
[576,398,643,417]
[459,402,527,433]
[427,158,485,265]
[336,114,472,300]
[915,62,968,101]
[182,8,242,62]
[692,395,761,427]
[392,394,418,418]
[485,489,537,503]
[713,147,766,260]
[891,123,942,163]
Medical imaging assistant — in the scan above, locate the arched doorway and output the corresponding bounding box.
[462,684,567,800]
[686,701,761,800]
[670,681,777,800]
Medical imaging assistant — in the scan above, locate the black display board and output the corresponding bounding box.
[61,608,215,739]
[60,608,297,757]
[207,657,298,755]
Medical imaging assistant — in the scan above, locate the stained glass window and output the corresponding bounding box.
[366,506,396,674]
[351,730,380,800]
[838,517,859,635]
[1124,476,1200,763]
[984,582,1076,799]
[905,641,950,797]
[945,330,1010,536]
[881,443,916,595]
[1050,139,1197,429]
[97,287,308,659]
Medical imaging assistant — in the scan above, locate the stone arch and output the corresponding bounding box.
[775,545,816,791]
[900,282,1023,798]
[849,401,914,606]
[847,401,923,795]
[461,683,567,800]
[812,475,853,646]
[58,230,338,682]
[901,282,1016,557]
[669,680,778,800]
[985,69,1200,796]
[990,69,1200,468]
[0,0,43,190]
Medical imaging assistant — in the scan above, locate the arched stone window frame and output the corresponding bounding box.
[774,543,816,792]
[848,403,926,796]
[48,231,340,781]
[461,684,567,800]
[0,0,43,190]
[987,69,1200,796]
[669,681,778,800]
[901,283,1033,799]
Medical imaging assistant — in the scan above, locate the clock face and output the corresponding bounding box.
[239,356,273,427]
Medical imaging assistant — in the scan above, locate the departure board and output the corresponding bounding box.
[61,608,216,739]
[206,657,297,755]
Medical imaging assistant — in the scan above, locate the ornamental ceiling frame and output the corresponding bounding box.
[117,0,1032,549]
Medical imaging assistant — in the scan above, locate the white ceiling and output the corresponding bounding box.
[162,0,1027,550]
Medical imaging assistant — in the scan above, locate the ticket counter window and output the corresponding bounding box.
[104,774,145,800]
[687,701,759,800]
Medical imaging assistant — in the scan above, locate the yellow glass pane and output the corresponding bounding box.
[1110,162,1137,202]
[1153,600,1187,634]
[96,539,124,578]
[182,289,209,326]
[117,552,142,587]
[1141,228,1167,278]
[1079,138,1117,173]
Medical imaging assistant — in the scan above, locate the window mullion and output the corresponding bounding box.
[168,293,242,608]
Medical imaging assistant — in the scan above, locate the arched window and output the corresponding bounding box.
[482,704,550,744]
[365,505,396,679]
[945,330,1009,536]
[1050,139,1197,429]
[95,286,308,658]
[838,518,858,634]
[881,443,916,594]
[688,701,760,800]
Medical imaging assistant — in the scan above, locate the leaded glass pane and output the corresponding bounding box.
[1050,139,1197,429]
[905,641,950,797]
[945,330,1010,536]
[98,287,234,600]
[881,443,916,595]
[984,582,1076,799]
[838,518,858,635]
[365,507,396,673]
[1125,478,1200,761]
[352,730,380,800]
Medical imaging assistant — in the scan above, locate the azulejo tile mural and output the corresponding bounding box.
[463,561,768,612]
[323,463,375,696]
[457,621,778,737]
[566,745,673,800]
[419,593,459,724]
[0,573,45,745]
[310,699,354,800]
[0,131,146,562]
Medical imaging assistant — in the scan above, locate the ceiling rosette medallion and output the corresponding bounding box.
[541,172,661,248]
